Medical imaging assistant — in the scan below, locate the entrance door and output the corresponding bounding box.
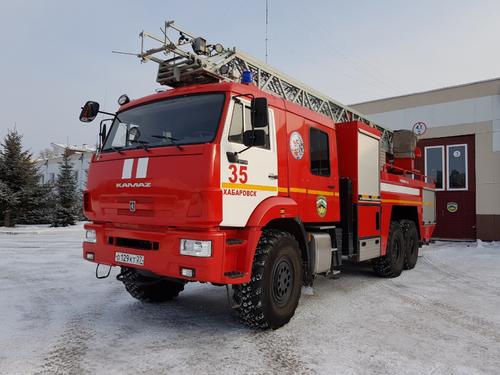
[417,135,476,239]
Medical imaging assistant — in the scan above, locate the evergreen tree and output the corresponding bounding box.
[17,181,57,225]
[0,129,40,227]
[52,149,78,227]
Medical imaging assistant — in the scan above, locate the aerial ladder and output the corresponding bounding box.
[117,21,393,155]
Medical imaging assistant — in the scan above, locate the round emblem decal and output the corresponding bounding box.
[453,150,461,158]
[447,202,458,213]
[316,196,327,218]
[289,131,304,160]
[412,121,427,136]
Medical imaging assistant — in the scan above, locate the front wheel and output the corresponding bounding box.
[117,267,186,303]
[233,229,303,329]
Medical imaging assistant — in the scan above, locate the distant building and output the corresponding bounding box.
[352,77,500,241]
[36,143,95,190]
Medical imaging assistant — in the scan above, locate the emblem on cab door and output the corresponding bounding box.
[129,200,136,213]
[316,196,327,218]
[289,131,304,160]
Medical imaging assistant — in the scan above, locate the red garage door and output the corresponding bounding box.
[416,135,476,240]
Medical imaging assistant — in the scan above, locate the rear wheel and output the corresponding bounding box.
[373,221,405,278]
[117,267,185,303]
[402,220,419,269]
[233,229,303,329]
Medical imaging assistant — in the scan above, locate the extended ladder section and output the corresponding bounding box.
[129,21,393,150]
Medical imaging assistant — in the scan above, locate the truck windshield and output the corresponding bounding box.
[102,93,225,151]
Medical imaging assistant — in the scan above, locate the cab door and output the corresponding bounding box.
[302,124,338,222]
[219,98,278,227]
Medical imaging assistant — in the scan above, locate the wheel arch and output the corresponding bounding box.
[264,217,312,285]
[246,197,312,284]
[390,205,420,238]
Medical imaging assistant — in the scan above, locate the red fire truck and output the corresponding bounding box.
[80,21,435,329]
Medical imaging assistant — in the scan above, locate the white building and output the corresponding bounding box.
[352,77,500,241]
[36,143,95,191]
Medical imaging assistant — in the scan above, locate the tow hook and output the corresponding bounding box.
[95,264,112,279]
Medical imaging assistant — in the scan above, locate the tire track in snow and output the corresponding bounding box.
[382,282,500,342]
[421,255,500,297]
[35,315,93,375]
[255,331,316,374]
[34,281,120,374]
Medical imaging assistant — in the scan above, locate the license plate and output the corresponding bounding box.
[115,252,144,266]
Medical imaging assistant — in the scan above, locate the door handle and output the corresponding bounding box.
[268,173,278,180]
[327,185,335,189]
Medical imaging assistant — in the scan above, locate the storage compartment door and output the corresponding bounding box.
[357,130,380,200]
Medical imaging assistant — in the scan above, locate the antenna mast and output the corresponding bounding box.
[265,0,269,63]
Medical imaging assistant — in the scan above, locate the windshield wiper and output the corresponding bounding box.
[151,135,183,150]
[129,140,151,152]
[111,146,124,154]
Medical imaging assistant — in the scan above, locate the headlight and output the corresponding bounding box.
[85,229,97,243]
[180,239,212,257]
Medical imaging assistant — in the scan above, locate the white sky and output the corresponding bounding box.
[1,0,500,154]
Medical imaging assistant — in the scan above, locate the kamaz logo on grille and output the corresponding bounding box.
[116,182,152,188]
[116,158,151,188]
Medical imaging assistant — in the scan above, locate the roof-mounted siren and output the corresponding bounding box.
[392,130,419,173]
[241,70,254,85]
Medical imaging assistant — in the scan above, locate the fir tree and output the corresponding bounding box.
[52,149,78,227]
[0,129,40,227]
[17,181,56,225]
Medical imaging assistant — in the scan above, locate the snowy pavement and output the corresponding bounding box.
[1,224,499,375]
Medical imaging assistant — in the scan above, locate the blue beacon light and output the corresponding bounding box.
[241,70,253,84]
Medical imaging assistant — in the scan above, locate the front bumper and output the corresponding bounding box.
[83,223,253,284]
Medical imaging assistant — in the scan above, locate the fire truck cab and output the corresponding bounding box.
[80,22,435,329]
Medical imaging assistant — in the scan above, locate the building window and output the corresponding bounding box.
[447,144,468,191]
[310,127,330,177]
[424,146,444,190]
[227,101,270,149]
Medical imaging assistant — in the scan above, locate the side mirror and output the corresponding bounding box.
[251,97,269,128]
[79,101,100,123]
[243,129,266,147]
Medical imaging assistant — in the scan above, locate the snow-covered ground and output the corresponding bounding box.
[1,224,499,375]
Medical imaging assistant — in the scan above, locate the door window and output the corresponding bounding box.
[425,144,468,191]
[447,144,468,190]
[228,102,244,143]
[310,127,330,176]
[227,102,270,149]
[424,146,444,190]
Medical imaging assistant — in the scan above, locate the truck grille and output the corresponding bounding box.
[108,236,159,251]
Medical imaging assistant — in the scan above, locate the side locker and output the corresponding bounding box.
[339,178,355,257]
[336,121,383,262]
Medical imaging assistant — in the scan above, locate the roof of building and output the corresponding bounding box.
[35,143,96,163]
[51,143,96,153]
[351,77,500,115]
